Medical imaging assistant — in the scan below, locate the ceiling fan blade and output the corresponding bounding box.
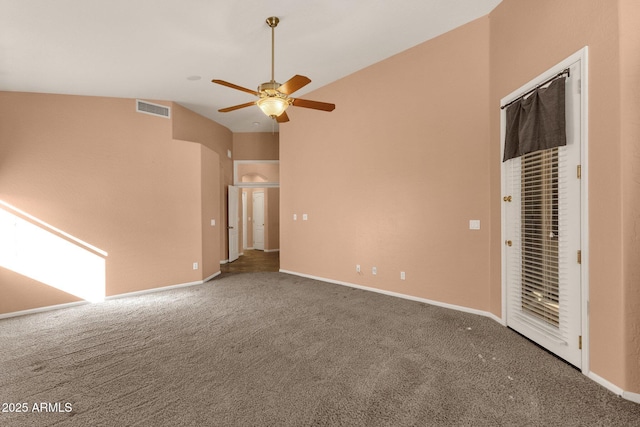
[292,98,335,112]
[212,79,260,96]
[276,111,290,123]
[218,101,256,113]
[278,75,311,95]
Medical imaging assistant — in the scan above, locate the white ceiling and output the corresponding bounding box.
[0,0,501,133]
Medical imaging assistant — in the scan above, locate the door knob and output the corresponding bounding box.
[505,240,512,246]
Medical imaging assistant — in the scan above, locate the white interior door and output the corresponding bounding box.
[242,191,248,250]
[228,185,239,263]
[252,191,264,251]
[502,54,585,369]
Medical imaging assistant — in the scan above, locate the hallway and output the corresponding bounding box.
[220,250,280,276]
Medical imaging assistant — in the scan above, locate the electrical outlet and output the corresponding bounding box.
[372,266,377,275]
[193,262,198,270]
[356,264,361,273]
[293,214,297,221]
[400,271,406,280]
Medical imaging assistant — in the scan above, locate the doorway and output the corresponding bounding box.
[242,191,248,250]
[252,191,265,250]
[225,160,280,273]
[501,48,588,370]
[222,187,278,276]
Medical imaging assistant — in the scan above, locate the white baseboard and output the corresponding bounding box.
[106,272,220,300]
[279,269,501,323]
[486,311,506,326]
[588,372,640,403]
[623,390,640,404]
[204,271,221,282]
[0,301,89,320]
[588,372,624,396]
[264,249,280,253]
[0,272,222,320]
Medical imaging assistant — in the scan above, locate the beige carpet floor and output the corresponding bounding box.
[1,272,639,426]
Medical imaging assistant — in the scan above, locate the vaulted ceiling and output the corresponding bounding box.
[0,0,501,132]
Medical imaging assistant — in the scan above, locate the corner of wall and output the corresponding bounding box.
[619,0,640,395]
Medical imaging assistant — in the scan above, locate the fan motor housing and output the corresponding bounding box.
[258,81,282,95]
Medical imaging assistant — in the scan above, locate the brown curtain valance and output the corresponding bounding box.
[503,77,566,162]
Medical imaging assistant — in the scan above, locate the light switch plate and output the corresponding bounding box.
[302,214,308,221]
[469,220,481,230]
[211,219,215,226]
[293,214,297,221]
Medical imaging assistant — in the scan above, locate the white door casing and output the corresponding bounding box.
[501,48,588,370]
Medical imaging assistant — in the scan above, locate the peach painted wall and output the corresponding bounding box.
[280,17,492,310]
[233,132,279,160]
[266,187,280,251]
[489,0,635,393]
[200,145,221,279]
[172,103,232,262]
[0,92,225,314]
[620,0,640,392]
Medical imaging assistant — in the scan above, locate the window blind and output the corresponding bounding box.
[507,146,570,343]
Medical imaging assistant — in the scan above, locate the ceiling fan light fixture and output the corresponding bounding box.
[212,16,334,122]
[257,96,289,118]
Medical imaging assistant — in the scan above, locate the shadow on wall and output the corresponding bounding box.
[0,201,106,302]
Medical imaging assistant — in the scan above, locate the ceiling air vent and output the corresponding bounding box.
[136,100,170,118]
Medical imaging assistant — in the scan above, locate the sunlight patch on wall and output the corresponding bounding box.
[0,202,107,303]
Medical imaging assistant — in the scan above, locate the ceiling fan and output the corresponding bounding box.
[212,16,335,123]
